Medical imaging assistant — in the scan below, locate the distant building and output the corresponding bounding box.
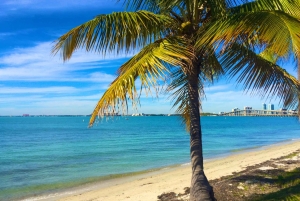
[262,103,267,110]
[104,112,119,116]
[244,106,252,110]
[131,113,144,116]
[280,108,287,114]
[268,104,274,110]
[232,108,239,112]
[22,114,29,117]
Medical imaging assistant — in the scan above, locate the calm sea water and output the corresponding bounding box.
[1,116,300,200]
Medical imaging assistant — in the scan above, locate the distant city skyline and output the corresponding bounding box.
[0,1,298,116]
[2,102,292,116]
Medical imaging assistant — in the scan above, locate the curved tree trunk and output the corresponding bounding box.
[187,64,215,201]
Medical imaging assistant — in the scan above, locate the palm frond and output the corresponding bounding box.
[206,0,227,18]
[258,48,279,64]
[167,68,205,131]
[230,0,300,17]
[196,10,300,64]
[201,49,224,81]
[167,68,190,129]
[120,0,161,12]
[221,43,300,109]
[166,50,222,131]
[89,37,193,127]
[158,0,187,18]
[53,11,173,60]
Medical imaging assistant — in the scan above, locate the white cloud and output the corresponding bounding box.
[205,84,231,92]
[0,83,112,94]
[0,32,16,38]
[0,40,136,115]
[1,42,129,65]
[0,42,132,82]
[0,93,101,115]
[0,66,116,82]
[0,86,77,94]
[0,29,35,39]
[0,93,102,102]
[0,93,176,116]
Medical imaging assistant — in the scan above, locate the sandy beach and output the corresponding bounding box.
[40,140,300,201]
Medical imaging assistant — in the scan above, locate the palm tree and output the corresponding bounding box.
[53,0,300,200]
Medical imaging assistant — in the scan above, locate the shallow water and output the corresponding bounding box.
[0,116,299,200]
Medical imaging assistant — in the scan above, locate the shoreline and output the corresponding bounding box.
[23,139,300,201]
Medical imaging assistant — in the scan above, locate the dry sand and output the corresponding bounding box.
[44,140,300,201]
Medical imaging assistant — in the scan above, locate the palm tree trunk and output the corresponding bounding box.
[187,65,215,201]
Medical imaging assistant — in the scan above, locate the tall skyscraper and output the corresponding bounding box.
[262,103,266,110]
[268,104,274,110]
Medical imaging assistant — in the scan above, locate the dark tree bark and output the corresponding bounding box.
[187,64,215,201]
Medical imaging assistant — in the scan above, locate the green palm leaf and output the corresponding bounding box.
[167,68,193,130]
[120,0,160,12]
[230,0,300,17]
[197,10,300,65]
[53,10,173,60]
[167,48,223,130]
[167,67,206,131]
[88,37,193,127]
[220,43,300,109]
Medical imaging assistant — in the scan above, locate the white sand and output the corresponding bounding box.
[45,140,300,201]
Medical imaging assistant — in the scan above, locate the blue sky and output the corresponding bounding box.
[0,0,298,115]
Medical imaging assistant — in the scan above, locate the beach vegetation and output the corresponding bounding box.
[285,152,299,159]
[53,0,300,200]
[275,168,300,188]
[253,168,300,201]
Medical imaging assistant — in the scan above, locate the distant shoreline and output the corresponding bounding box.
[0,114,297,117]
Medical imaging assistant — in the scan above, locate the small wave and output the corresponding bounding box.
[19,185,94,201]
[20,191,74,201]
[230,146,262,153]
[181,162,190,166]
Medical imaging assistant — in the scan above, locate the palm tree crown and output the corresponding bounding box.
[54,0,300,200]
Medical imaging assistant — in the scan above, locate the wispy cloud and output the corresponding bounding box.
[0,85,104,115]
[205,84,231,92]
[0,83,111,94]
[0,42,133,82]
[0,32,16,38]
[0,93,102,102]
[0,93,176,115]
[0,40,137,115]
[1,42,131,65]
[0,86,78,94]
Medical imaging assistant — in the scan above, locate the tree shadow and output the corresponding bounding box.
[245,168,300,201]
[250,183,300,201]
[230,167,300,184]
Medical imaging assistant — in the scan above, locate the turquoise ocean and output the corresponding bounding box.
[1,116,300,200]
